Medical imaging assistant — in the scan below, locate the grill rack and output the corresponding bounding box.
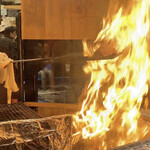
[0,102,40,121]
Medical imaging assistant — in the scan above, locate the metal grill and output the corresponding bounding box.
[1,103,150,150]
[0,102,72,150]
[0,102,40,121]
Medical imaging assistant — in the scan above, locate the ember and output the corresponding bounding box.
[73,0,150,149]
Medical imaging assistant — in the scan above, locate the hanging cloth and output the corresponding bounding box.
[0,52,19,104]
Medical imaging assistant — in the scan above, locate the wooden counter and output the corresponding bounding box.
[24,102,80,117]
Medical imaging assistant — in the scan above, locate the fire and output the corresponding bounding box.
[73,0,150,148]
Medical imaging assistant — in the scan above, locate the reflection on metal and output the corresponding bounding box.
[111,139,150,150]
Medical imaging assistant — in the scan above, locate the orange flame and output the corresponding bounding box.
[73,0,150,148]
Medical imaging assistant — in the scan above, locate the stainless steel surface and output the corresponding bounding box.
[111,139,150,150]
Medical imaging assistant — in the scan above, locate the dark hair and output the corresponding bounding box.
[4,26,16,37]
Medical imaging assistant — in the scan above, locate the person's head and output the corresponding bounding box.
[4,26,17,40]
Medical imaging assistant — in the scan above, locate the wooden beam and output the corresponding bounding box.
[24,102,80,110]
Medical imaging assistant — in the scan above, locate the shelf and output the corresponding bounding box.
[3,4,21,10]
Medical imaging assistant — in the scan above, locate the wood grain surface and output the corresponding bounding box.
[21,0,110,39]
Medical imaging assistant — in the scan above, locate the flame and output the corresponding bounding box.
[73,0,150,148]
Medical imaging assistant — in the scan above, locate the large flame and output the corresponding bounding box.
[73,0,150,148]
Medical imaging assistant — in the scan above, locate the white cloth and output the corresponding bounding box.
[0,52,19,104]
